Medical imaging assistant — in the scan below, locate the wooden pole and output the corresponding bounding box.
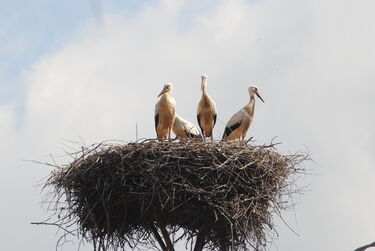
[150,224,168,251]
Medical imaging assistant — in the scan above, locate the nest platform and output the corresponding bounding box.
[43,140,305,251]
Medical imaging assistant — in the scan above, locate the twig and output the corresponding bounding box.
[355,242,375,251]
[155,217,175,251]
[150,223,168,251]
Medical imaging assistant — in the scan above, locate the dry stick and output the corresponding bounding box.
[150,223,168,251]
[30,221,75,236]
[155,216,175,251]
[193,226,210,251]
[100,241,106,251]
[159,225,175,251]
[354,242,375,251]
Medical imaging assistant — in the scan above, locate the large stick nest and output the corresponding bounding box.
[44,140,306,250]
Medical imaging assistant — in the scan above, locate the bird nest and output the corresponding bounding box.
[40,140,306,251]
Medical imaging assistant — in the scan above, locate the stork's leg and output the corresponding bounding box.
[168,129,171,142]
[210,134,213,142]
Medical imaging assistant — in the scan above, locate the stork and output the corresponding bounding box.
[222,86,264,141]
[155,83,176,141]
[197,74,217,141]
[173,114,202,139]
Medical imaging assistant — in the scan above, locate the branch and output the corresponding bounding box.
[355,242,375,251]
[155,217,175,251]
[31,220,75,236]
[150,223,168,251]
[193,226,210,251]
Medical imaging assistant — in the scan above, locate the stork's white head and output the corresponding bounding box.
[201,74,208,80]
[158,82,173,97]
[248,85,265,103]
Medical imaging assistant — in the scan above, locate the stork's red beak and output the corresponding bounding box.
[255,91,265,103]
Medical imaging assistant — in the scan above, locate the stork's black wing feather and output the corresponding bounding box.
[213,113,217,126]
[154,113,159,131]
[197,114,203,134]
[222,122,241,139]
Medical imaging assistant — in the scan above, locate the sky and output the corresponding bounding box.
[0,0,374,250]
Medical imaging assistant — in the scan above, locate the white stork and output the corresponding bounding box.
[155,83,176,141]
[173,114,202,139]
[222,86,264,141]
[197,74,217,141]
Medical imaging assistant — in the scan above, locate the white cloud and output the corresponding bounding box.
[1,0,375,250]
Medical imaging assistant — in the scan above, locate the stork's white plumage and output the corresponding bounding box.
[173,114,202,139]
[222,86,264,141]
[197,74,217,141]
[155,83,176,141]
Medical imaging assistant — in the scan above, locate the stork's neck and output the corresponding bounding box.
[241,95,254,118]
[245,93,255,110]
[201,79,208,94]
[249,93,255,103]
[160,92,170,100]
